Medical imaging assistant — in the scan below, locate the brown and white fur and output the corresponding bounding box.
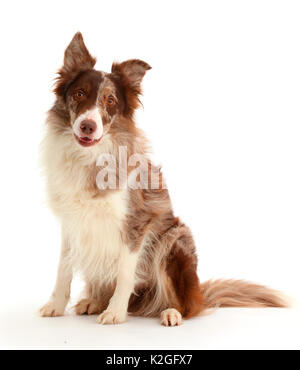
[39,33,287,326]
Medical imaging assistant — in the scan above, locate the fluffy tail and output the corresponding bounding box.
[200,279,288,309]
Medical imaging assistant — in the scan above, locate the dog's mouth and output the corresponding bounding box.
[74,134,101,147]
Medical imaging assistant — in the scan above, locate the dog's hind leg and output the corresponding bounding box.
[75,298,102,315]
[75,281,112,315]
[160,308,183,326]
[159,228,205,326]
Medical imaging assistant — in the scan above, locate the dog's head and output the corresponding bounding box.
[53,32,151,147]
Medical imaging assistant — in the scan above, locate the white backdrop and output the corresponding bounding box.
[0,0,299,349]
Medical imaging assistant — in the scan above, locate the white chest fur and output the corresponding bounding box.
[42,129,128,285]
[63,189,128,285]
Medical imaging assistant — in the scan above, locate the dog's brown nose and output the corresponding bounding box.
[80,120,97,135]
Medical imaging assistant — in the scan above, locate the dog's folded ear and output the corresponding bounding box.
[111,60,151,90]
[111,60,151,117]
[54,32,96,97]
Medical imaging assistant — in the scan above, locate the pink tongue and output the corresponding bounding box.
[81,137,92,142]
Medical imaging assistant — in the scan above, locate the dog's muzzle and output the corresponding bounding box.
[73,107,103,147]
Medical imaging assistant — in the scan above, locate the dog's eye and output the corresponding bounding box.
[73,90,85,101]
[107,96,115,106]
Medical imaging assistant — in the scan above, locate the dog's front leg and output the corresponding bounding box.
[97,247,139,325]
[39,235,73,317]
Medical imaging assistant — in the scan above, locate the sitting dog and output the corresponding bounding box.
[40,33,286,326]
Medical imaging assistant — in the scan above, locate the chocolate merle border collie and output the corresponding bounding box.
[40,32,286,326]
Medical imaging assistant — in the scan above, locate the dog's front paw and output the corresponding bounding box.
[97,309,127,325]
[39,301,65,317]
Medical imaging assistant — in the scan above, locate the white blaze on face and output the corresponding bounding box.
[73,106,103,140]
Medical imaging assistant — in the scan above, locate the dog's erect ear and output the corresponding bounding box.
[111,59,151,89]
[54,32,96,97]
[111,60,151,117]
[63,32,96,74]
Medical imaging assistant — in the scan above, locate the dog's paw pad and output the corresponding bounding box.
[160,308,182,326]
[97,310,127,325]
